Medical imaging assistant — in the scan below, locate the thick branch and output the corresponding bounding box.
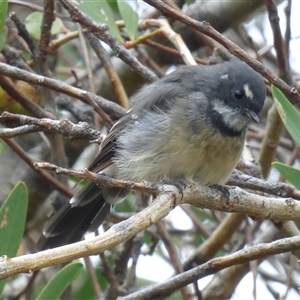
[0,182,300,279]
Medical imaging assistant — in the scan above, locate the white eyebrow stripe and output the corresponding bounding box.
[244,84,254,99]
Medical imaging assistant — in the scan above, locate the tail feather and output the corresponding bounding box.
[36,183,111,251]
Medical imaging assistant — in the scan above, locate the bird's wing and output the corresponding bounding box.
[87,65,202,173]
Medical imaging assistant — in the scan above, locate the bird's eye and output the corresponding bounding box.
[234,89,244,99]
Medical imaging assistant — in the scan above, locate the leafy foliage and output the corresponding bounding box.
[24,12,65,39]
[73,1,123,42]
[272,85,300,188]
[73,0,139,42]
[36,262,83,300]
[272,85,300,146]
[0,182,28,295]
[0,0,7,51]
[117,0,139,40]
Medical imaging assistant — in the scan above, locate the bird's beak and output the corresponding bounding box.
[244,109,259,123]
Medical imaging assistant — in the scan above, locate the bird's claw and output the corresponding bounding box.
[161,177,186,199]
[210,184,230,203]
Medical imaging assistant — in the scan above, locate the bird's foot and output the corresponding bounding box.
[161,177,186,198]
[209,184,230,202]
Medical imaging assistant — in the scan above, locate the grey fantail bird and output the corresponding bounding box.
[37,59,266,251]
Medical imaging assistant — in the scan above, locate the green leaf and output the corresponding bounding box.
[106,0,119,14]
[143,231,153,246]
[272,85,300,147]
[73,268,108,300]
[0,1,7,29]
[24,12,65,39]
[136,276,155,287]
[193,233,206,246]
[273,162,300,190]
[114,192,135,213]
[189,206,215,222]
[0,182,28,294]
[0,0,8,51]
[73,1,123,42]
[24,12,43,39]
[68,177,88,186]
[166,291,185,300]
[0,31,5,52]
[117,0,138,40]
[36,262,83,300]
[0,138,5,155]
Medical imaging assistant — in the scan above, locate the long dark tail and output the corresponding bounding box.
[36,183,111,251]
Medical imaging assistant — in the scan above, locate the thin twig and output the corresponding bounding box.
[139,19,196,66]
[0,62,125,121]
[34,161,160,195]
[9,12,38,57]
[258,0,293,178]
[0,112,103,140]
[86,32,129,108]
[183,213,245,270]
[229,170,300,200]
[1,138,73,197]
[0,75,49,119]
[156,221,190,300]
[8,0,70,20]
[58,0,158,83]
[118,236,300,299]
[143,0,300,106]
[83,257,102,298]
[284,0,292,59]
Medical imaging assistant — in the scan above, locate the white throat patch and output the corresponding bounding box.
[212,100,248,132]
